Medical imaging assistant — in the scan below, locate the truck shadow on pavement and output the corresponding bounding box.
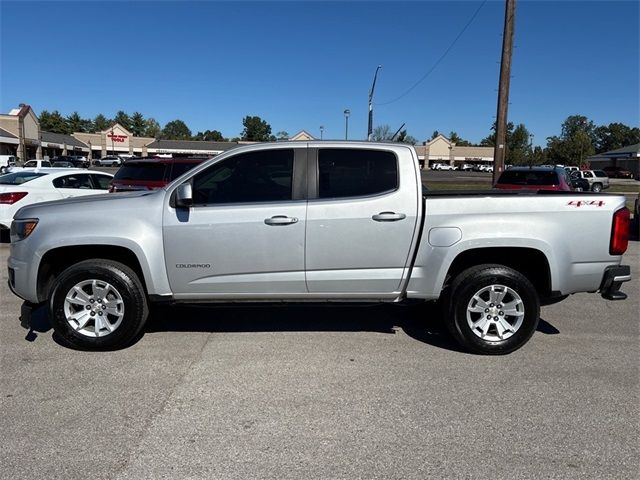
[144,302,560,353]
[22,301,559,352]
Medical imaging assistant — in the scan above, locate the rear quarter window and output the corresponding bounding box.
[594,171,608,178]
[114,163,168,181]
[497,170,559,186]
[169,162,200,181]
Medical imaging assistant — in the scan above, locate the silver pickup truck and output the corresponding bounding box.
[7,142,632,354]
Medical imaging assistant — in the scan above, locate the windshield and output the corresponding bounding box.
[0,171,48,185]
[114,163,167,181]
[497,170,559,186]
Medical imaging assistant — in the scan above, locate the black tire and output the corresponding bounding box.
[442,264,540,355]
[111,162,118,167]
[49,259,148,350]
[0,166,6,174]
[591,183,602,193]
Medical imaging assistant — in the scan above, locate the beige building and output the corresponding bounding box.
[73,124,155,158]
[414,134,494,169]
[289,130,315,141]
[0,105,241,160]
[0,104,41,160]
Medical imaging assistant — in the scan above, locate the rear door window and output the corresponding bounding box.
[594,171,607,178]
[318,149,398,198]
[53,174,94,189]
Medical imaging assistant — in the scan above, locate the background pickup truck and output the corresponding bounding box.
[8,142,631,354]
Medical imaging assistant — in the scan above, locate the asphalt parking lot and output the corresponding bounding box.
[1,242,638,479]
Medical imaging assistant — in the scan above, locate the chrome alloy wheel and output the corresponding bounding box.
[466,284,525,341]
[63,279,125,337]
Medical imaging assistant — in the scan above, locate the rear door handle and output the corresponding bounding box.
[372,211,406,222]
[264,215,298,226]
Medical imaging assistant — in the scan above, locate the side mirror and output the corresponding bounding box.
[175,183,193,208]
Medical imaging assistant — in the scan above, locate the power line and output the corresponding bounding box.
[375,0,488,106]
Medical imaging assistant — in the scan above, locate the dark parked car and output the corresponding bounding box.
[52,155,89,168]
[568,174,590,192]
[602,166,634,179]
[109,157,208,192]
[51,161,75,168]
[494,166,573,191]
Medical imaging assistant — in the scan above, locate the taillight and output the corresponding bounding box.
[0,192,28,204]
[610,207,630,255]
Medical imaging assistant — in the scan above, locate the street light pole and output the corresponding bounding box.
[320,125,324,140]
[344,109,350,140]
[368,65,382,141]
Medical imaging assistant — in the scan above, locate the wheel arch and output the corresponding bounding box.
[37,245,148,303]
[444,247,552,297]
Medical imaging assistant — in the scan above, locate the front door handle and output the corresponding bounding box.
[372,211,406,222]
[264,215,298,226]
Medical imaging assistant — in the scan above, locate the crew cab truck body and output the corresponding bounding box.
[7,142,631,354]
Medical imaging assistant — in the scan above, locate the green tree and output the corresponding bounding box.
[114,111,131,131]
[480,122,514,147]
[144,118,162,138]
[507,124,532,165]
[130,112,146,137]
[39,110,69,134]
[241,115,273,141]
[430,130,440,140]
[594,123,640,153]
[193,130,226,141]
[161,119,192,140]
[546,115,596,165]
[66,111,91,133]
[449,131,472,146]
[275,131,289,141]
[93,114,111,132]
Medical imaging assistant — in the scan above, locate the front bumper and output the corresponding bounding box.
[599,265,631,300]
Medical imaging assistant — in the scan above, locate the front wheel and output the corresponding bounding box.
[442,264,540,355]
[591,183,602,192]
[49,259,148,350]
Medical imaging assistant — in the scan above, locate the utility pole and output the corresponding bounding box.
[492,0,516,184]
[367,65,382,141]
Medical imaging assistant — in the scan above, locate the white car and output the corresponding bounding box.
[93,156,124,167]
[432,163,456,171]
[0,169,113,231]
[7,159,53,172]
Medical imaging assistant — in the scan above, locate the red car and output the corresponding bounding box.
[109,157,208,192]
[495,166,573,191]
[602,166,634,179]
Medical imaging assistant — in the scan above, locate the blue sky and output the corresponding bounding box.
[1,1,638,145]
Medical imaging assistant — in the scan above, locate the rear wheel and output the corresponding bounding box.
[111,162,119,167]
[591,183,602,192]
[49,259,148,350]
[442,264,540,355]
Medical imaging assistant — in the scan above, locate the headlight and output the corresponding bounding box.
[10,218,38,242]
